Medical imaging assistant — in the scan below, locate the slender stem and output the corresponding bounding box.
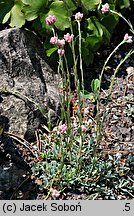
[109,50,134,95]
[64,55,71,98]
[64,54,73,161]
[98,49,134,144]
[70,42,78,88]
[99,40,125,89]
[110,10,134,34]
[52,27,55,37]
[77,20,84,98]
[63,0,77,70]
[63,0,78,88]
[64,59,71,126]
[57,56,66,122]
[96,40,125,145]
[76,80,84,170]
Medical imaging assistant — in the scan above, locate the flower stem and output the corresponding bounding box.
[77,20,84,101]
[97,49,134,145]
[99,40,125,88]
[110,10,134,34]
[96,40,125,145]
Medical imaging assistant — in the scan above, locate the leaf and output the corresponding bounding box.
[0,127,3,136]
[0,0,14,23]
[46,47,58,57]
[22,0,48,21]
[48,1,71,30]
[65,0,77,15]
[39,13,52,33]
[86,16,111,44]
[81,0,100,11]
[9,1,25,27]
[86,16,103,37]
[32,17,45,34]
[82,41,94,65]
[117,0,130,9]
[86,35,102,51]
[101,14,119,34]
[2,11,11,24]
[101,25,111,42]
[91,79,100,92]
[84,91,96,102]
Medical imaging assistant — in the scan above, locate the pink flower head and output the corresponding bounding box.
[75,12,83,21]
[124,33,133,43]
[101,3,110,14]
[50,36,58,44]
[64,33,74,43]
[58,123,67,133]
[50,188,60,198]
[57,48,65,56]
[46,15,56,26]
[57,39,65,47]
[81,125,87,132]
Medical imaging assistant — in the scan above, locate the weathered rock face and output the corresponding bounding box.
[0,28,60,140]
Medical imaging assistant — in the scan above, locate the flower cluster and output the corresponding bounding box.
[64,33,74,43]
[57,39,65,47]
[46,13,83,55]
[46,15,56,26]
[57,49,65,55]
[101,3,109,14]
[49,37,65,55]
[124,33,133,43]
[75,12,83,21]
[50,36,58,44]
[50,38,65,55]
[46,15,74,55]
[49,33,74,55]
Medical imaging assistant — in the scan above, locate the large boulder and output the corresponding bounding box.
[0,28,60,141]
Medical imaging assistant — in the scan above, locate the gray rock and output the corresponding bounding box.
[0,136,35,199]
[0,161,25,192]
[0,28,60,140]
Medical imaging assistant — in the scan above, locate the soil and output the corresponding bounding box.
[0,39,133,200]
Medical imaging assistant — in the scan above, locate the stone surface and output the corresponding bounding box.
[0,28,60,140]
[0,135,36,199]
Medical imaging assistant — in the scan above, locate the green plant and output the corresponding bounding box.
[32,132,133,199]
[30,4,133,199]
